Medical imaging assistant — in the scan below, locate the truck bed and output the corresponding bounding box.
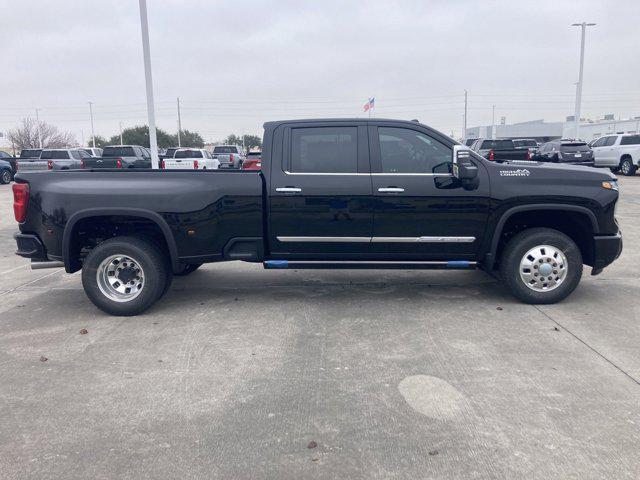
[15,169,264,266]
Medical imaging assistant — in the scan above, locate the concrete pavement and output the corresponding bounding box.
[0,177,639,479]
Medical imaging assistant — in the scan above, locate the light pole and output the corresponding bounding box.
[88,101,96,147]
[491,104,496,139]
[119,121,123,145]
[35,108,42,148]
[138,0,159,169]
[571,22,596,140]
[463,90,468,140]
[176,97,182,147]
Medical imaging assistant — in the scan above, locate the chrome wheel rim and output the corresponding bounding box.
[621,160,631,174]
[2,171,10,183]
[519,245,568,292]
[96,255,145,302]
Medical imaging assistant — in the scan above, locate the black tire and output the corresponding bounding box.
[499,228,583,304]
[0,170,11,184]
[81,236,169,316]
[610,166,621,174]
[174,263,202,276]
[619,157,637,176]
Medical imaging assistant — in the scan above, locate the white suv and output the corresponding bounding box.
[591,133,640,176]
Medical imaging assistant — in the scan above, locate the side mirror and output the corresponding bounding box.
[452,145,478,180]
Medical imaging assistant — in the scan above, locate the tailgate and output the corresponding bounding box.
[83,157,120,168]
[163,159,195,169]
[493,150,529,160]
[17,160,48,171]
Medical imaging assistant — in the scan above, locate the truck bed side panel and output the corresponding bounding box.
[16,170,264,262]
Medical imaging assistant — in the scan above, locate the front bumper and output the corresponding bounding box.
[591,232,622,274]
[15,233,47,260]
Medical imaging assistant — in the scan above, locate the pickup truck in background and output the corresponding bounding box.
[470,138,531,161]
[17,148,91,172]
[161,148,220,170]
[513,138,539,157]
[82,145,152,169]
[212,145,246,169]
[590,133,640,176]
[535,140,594,167]
[5,149,42,178]
[12,118,622,316]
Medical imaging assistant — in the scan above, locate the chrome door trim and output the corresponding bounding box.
[371,173,453,177]
[275,187,302,193]
[283,171,370,176]
[371,236,476,243]
[378,187,405,193]
[277,236,371,243]
[276,236,476,243]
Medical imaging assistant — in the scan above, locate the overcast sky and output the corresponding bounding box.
[1,0,639,145]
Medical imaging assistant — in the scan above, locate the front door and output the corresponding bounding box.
[368,124,490,260]
[269,123,373,259]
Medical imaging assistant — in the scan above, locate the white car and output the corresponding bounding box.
[591,133,640,176]
[161,148,220,170]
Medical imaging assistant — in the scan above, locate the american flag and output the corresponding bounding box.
[363,97,375,112]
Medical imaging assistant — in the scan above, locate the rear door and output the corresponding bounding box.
[268,122,373,258]
[369,123,490,260]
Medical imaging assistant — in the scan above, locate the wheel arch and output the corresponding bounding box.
[62,208,179,273]
[485,204,598,270]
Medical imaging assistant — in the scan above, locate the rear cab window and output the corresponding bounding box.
[214,146,239,154]
[481,140,514,150]
[103,147,135,157]
[175,150,203,158]
[41,150,70,160]
[289,126,358,173]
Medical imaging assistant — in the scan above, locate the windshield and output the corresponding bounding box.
[213,146,238,154]
[20,149,41,158]
[560,143,590,152]
[481,140,514,150]
[103,146,135,157]
[174,150,203,158]
[514,140,537,147]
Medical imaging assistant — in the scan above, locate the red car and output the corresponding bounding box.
[242,151,262,170]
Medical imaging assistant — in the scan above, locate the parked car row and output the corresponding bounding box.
[466,134,640,175]
[1,144,260,176]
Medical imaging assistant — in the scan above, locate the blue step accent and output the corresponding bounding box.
[264,260,289,269]
[446,261,470,269]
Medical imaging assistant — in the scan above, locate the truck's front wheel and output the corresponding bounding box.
[82,236,169,316]
[499,228,583,304]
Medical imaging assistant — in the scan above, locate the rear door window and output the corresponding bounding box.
[290,127,358,173]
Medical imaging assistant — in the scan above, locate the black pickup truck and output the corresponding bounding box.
[12,118,622,316]
[470,138,531,161]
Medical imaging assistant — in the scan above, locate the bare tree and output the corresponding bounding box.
[7,118,76,149]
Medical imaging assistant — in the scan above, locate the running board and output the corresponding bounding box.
[263,260,477,270]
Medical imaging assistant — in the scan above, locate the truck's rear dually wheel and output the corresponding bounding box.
[82,236,169,316]
[500,228,582,304]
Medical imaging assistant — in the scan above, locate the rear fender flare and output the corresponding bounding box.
[62,208,179,272]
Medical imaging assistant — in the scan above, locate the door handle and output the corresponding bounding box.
[276,187,302,193]
[378,187,405,193]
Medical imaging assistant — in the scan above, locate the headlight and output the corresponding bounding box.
[602,180,619,191]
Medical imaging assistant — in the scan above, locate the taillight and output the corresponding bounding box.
[116,158,123,168]
[229,154,234,164]
[13,183,29,223]
[526,150,531,160]
[159,159,165,169]
[47,160,53,170]
[488,149,495,161]
[193,159,199,169]
[80,159,85,168]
